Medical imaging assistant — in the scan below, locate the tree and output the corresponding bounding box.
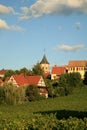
[32,63,44,76]
[25,85,39,101]
[3,70,15,81]
[19,67,30,76]
[47,79,65,97]
[58,72,82,95]
[83,71,87,85]
[68,72,82,87]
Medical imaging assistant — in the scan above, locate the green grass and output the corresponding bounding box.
[0,86,87,120]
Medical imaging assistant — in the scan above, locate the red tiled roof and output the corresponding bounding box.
[9,74,41,87]
[0,70,7,75]
[52,66,66,76]
[13,74,26,86]
[68,60,87,67]
[26,76,41,86]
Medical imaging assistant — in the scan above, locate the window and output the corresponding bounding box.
[73,67,75,71]
[11,78,13,82]
[76,67,78,71]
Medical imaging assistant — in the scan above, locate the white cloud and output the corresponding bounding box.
[53,44,84,52]
[10,25,23,31]
[75,22,81,30]
[0,19,9,30]
[0,4,16,15]
[19,0,87,20]
[0,19,23,31]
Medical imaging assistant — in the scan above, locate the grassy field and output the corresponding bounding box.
[0,86,87,119]
[0,86,87,129]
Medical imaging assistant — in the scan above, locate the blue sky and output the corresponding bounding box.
[0,0,87,70]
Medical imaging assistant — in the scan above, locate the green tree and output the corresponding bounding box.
[19,67,30,76]
[15,68,32,76]
[68,72,82,87]
[83,71,87,85]
[3,70,15,81]
[25,85,39,101]
[32,63,44,76]
[58,72,82,95]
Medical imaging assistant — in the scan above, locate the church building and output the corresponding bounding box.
[40,54,50,73]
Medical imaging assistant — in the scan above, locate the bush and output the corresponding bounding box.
[0,83,26,105]
[0,86,5,104]
[83,71,87,85]
[0,114,87,130]
[58,72,82,95]
[25,84,43,101]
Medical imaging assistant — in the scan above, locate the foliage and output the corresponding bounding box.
[16,67,32,76]
[0,83,26,105]
[0,113,87,129]
[32,62,45,76]
[3,70,15,81]
[3,68,32,81]
[25,84,42,101]
[58,72,82,95]
[83,71,87,85]
[0,87,87,129]
[0,86,5,104]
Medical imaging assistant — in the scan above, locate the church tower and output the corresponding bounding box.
[40,54,50,73]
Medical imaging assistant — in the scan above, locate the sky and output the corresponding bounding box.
[0,0,87,70]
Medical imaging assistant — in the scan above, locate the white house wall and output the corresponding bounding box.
[38,77,46,87]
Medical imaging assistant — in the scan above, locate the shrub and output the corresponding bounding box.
[83,71,87,85]
[0,83,26,105]
[25,85,41,101]
[0,86,5,104]
[58,72,82,95]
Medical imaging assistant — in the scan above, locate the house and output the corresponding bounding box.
[68,60,87,79]
[7,74,48,98]
[0,69,7,78]
[40,54,50,73]
[51,66,67,80]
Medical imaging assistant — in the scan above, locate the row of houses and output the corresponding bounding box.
[0,54,87,98]
[40,54,87,80]
[0,73,48,98]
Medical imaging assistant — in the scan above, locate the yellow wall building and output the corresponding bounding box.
[68,60,87,79]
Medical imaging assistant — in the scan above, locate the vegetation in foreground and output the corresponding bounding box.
[0,87,87,129]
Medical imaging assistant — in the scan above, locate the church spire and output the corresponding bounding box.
[40,54,49,64]
[40,54,50,73]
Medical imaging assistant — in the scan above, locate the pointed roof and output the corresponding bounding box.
[8,74,42,87]
[40,54,49,64]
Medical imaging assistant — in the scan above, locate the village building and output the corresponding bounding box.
[40,54,50,73]
[68,60,87,79]
[0,69,7,78]
[7,74,48,98]
[51,66,67,80]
